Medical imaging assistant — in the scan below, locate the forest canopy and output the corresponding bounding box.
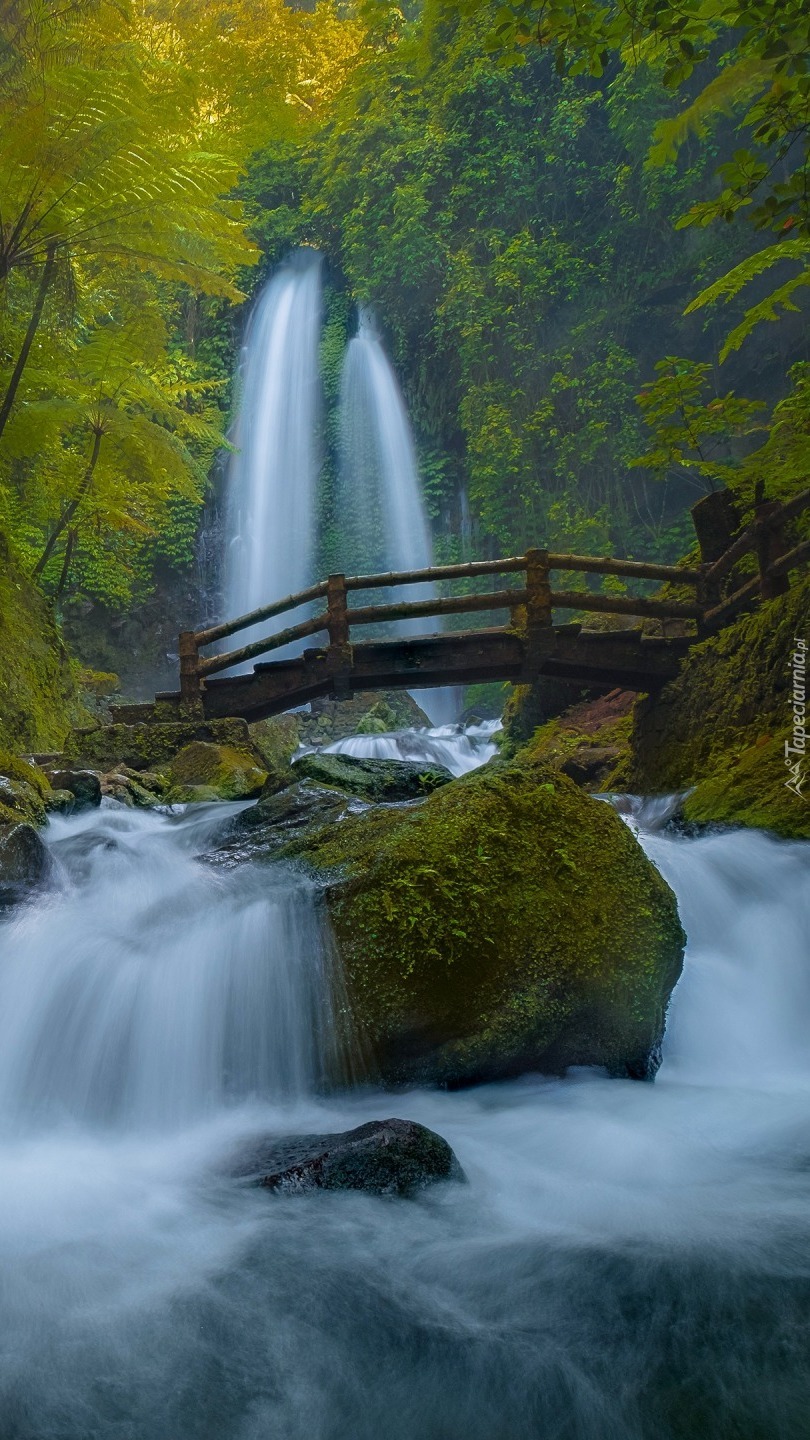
[0,0,807,620]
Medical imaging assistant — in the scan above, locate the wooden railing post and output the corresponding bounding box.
[524,547,552,676]
[326,573,352,699]
[179,630,202,710]
[754,484,790,601]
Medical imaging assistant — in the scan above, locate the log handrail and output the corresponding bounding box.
[176,487,808,701]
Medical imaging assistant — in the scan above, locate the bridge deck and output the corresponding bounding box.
[147,625,690,726]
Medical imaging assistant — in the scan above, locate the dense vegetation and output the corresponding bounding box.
[0,0,807,662]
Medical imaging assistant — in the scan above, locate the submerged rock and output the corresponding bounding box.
[234,1118,464,1197]
[292,750,453,803]
[278,759,685,1086]
[0,822,53,906]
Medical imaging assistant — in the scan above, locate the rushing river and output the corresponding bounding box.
[1,728,809,1439]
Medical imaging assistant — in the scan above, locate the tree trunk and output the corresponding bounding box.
[0,241,57,441]
[33,427,102,580]
[55,527,78,599]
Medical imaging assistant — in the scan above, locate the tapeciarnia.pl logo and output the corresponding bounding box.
[785,636,807,798]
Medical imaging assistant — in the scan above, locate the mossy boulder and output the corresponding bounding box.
[41,766,101,812]
[165,742,267,802]
[292,751,453,802]
[0,751,53,826]
[277,759,685,1086]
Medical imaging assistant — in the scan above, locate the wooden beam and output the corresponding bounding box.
[346,589,528,627]
[549,554,701,584]
[194,581,328,647]
[551,591,702,621]
[343,557,526,591]
[198,613,328,676]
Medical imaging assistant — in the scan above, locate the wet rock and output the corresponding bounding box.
[43,787,76,815]
[101,771,163,808]
[213,780,352,864]
[0,822,54,907]
[280,760,685,1086]
[0,773,47,827]
[234,1118,464,1197]
[292,751,452,803]
[165,742,266,802]
[43,767,102,811]
[561,745,624,788]
[0,750,52,826]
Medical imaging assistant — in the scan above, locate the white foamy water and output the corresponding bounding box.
[319,719,501,776]
[0,753,808,1438]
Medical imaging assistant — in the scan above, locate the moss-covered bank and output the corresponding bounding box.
[0,535,79,751]
[271,757,685,1086]
[627,579,810,838]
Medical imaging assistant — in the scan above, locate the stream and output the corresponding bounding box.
[0,727,808,1439]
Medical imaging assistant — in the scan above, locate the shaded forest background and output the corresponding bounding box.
[1,0,807,690]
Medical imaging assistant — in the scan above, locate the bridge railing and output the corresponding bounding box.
[178,487,809,703]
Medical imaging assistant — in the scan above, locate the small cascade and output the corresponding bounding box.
[339,307,456,724]
[321,719,501,778]
[223,248,323,656]
[0,806,352,1130]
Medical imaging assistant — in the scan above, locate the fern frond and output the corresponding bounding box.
[718,268,810,360]
[684,238,810,313]
[647,57,767,167]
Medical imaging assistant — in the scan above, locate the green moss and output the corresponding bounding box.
[67,717,261,772]
[628,578,810,837]
[165,742,267,801]
[278,758,684,1085]
[0,751,56,826]
[682,731,809,838]
[0,534,80,751]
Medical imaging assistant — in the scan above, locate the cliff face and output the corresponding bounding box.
[0,535,79,753]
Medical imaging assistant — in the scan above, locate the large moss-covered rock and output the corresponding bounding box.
[277,759,685,1086]
[165,742,267,802]
[292,751,452,802]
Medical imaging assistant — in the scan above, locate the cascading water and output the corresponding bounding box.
[223,248,322,656]
[0,804,351,1128]
[1,749,809,1438]
[339,308,456,725]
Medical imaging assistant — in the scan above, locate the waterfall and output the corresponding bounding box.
[339,308,456,723]
[223,248,322,652]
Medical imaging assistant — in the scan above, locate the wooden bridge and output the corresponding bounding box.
[119,487,809,727]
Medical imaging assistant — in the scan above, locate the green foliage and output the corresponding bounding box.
[291,1,747,563]
[635,358,767,489]
[473,0,810,359]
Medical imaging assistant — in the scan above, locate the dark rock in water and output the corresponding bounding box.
[211,780,351,865]
[43,767,101,811]
[0,822,54,906]
[234,1118,465,1197]
[292,751,453,803]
